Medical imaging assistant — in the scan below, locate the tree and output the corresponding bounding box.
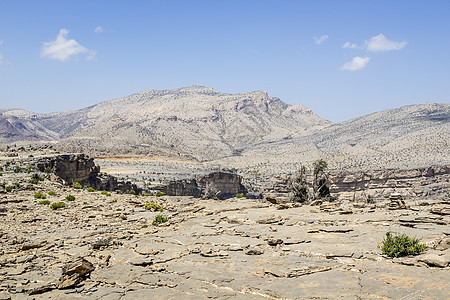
[291,166,309,203]
[312,159,330,200]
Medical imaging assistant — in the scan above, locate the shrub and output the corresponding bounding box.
[144,193,151,197]
[111,199,117,203]
[101,191,111,196]
[38,200,51,205]
[72,182,82,189]
[50,202,66,210]
[87,187,96,192]
[44,167,53,174]
[65,195,75,201]
[152,215,168,226]
[236,193,244,199]
[143,202,164,212]
[13,182,20,187]
[48,191,56,196]
[34,192,46,199]
[5,185,13,192]
[126,189,136,195]
[155,191,165,197]
[83,201,88,205]
[379,232,426,258]
[29,179,39,184]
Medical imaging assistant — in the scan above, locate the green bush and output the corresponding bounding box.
[13,182,20,187]
[379,232,426,258]
[5,185,13,192]
[50,202,66,210]
[111,199,117,203]
[143,202,164,212]
[126,189,136,195]
[87,187,96,192]
[236,193,244,198]
[48,191,56,196]
[152,215,168,226]
[65,195,76,201]
[144,193,151,197]
[101,191,111,196]
[72,182,82,189]
[155,191,165,197]
[38,200,51,205]
[44,167,53,174]
[83,201,88,205]
[29,179,39,184]
[34,191,47,199]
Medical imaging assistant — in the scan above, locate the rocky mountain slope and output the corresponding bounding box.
[1,87,448,170]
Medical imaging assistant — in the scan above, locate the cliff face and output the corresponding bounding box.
[36,154,140,193]
[265,165,450,201]
[158,171,248,200]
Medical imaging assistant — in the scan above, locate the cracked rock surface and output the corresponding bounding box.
[0,170,449,299]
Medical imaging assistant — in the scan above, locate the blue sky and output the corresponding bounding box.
[0,0,449,122]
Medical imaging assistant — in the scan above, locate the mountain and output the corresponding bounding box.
[215,102,450,172]
[1,87,448,170]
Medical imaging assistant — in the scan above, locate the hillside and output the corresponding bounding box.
[0,87,448,170]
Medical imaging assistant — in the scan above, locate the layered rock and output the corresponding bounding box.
[156,171,247,200]
[36,154,140,193]
[265,165,450,201]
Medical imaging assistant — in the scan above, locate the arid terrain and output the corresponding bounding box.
[0,155,449,299]
[1,87,449,299]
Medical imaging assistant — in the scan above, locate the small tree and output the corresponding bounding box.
[312,159,330,200]
[291,166,309,203]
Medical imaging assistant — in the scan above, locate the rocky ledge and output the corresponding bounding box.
[0,166,449,299]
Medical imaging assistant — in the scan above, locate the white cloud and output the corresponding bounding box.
[94,26,104,33]
[313,34,329,45]
[342,42,359,49]
[341,56,370,71]
[365,33,407,52]
[41,29,93,62]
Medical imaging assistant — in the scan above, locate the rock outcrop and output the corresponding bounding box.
[36,154,140,193]
[265,165,450,201]
[156,171,247,200]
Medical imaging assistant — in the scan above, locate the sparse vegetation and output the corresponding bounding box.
[50,202,66,210]
[291,166,309,203]
[38,200,51,205]
[379,232,426,258]
[34,191,46,199]
[29,179,39,184]
[44,167,53,174]
[126,189,136,195]
[236,193,244,198]
[5,185,13,192]
[155,191,165,197]
[65,195,76,201]
[83,201,88,205]
[111,199,117,203]
[203,187,218,200]
[87,187,96,192]
[143,202,164,212]
[72,182,82,189]
[101,191,111,196]
[48,191,56,196]
[152,215,168,226]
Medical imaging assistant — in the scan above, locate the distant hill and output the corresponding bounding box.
[1,87,449,170]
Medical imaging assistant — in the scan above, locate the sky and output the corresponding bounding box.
[0,0,449,122]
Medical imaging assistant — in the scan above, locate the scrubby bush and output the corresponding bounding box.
[101,191,111,196]
[83,201,88,205]
[87,187,96,192]
[379,232,426,258]
[155,191,165,197]
[48,191,56,196]
[29,179,39,184]
[144,193,151,197]
[44,167,53,174]
[50,202,66,210]
[143,202,164,212]
[152,215,168,226]
[236,193,244,198]
[34,191,46,199]
[72,182,82,189]
[5,185,13,192]
[126,189,136,195]
[203,187,218,200]
[38,200,51,205]
[65,195,75,201]
[111,199,117,203]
